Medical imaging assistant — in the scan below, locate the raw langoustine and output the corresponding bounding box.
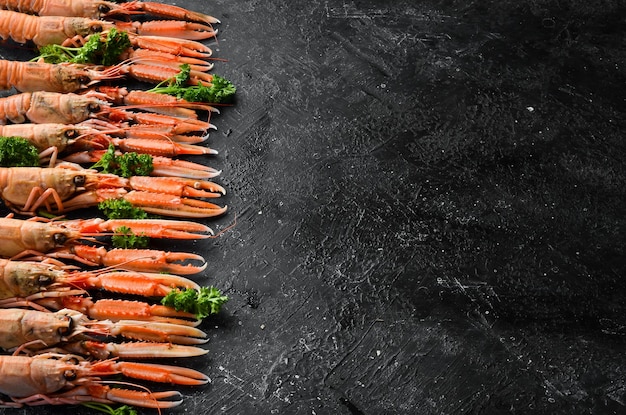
[0,10,214,56]
[0,166,226,217]
[0,0,220,25]
[0,216,210,274]
[0,354,209,408]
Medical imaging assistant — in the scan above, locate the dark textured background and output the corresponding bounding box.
[0,0,625,414]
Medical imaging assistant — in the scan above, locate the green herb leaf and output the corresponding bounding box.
[34,28,130,65]
[148,65,236,104]
[162,286,229,319]
[73,34,103,64]
[118,152,153,178]
[173,63,191,87]
[102,28,132,66]
[35,44,77,64]
[91,144,117,173]
[180,76,237,103]
[98,199,148,220]
[81,403,138,415]
[91,145,153,178]
[0,136,40,167]
[114,406,139,415]
[111,226,149,249]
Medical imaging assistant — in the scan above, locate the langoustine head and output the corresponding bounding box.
[26,92,110,125]
[0,167,127,215]
[0,217,83,259]
[0,259,65,299]
[38,0,120,20]
[46,63,122,93]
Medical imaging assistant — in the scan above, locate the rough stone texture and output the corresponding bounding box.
[0,0,624,414]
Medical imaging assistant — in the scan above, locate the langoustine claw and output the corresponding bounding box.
[103,0,221,25]
[35,296,201,327]
[49,340,209,360]
[66,245,208,274]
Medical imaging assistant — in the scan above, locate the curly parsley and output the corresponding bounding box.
[98,199,149,220]
[148,64,236,104]
[111,226,149,249]
[91,145,153,178]
[162,286,229,319]
[35,28,131,65]
[0,136,40,167]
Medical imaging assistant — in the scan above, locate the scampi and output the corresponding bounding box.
[0,10,214,57]
[0,307,207,352]
[0,354,208,408]
[0,0,229,413]
[0,216,210,274]
[0,125,221,179]
[0,0,220,25]
[0,257,198,296]
[0,166,226,217]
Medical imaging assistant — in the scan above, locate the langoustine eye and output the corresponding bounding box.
[53,233,67,245]
[63,369,77,381]
[65,129,79,139]
[73,175,86,186]
[57,315,74,337]
[98,4,111,14]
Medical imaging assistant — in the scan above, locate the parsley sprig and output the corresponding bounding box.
[0,136,40,167]
[98,199,149,220]
[35,28,131,65]
[162,287,229,319]
[82,403,138,415]
[148,64,236,104]
[91,145,153,178]
[111,226,150,249]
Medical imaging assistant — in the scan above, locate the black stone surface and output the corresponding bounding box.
[0,0,625,414]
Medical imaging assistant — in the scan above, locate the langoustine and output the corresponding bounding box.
[0,91,215,136]
[0,166,226,217]
[0,0,220,24]
[0,308,207,353]
[0,91,108,125]
[0,354,208,408]
[0,257,200,298]
[0,123,221,179]
[0,216,211,274]
[0,10,215,56]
